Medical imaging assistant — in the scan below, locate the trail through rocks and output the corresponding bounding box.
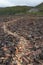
[3,17,28,65]
[1,16,43,65]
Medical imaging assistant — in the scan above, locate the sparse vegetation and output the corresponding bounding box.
[0,3,43,15]
[0,6,32,15]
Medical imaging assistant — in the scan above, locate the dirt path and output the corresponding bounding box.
[3,17,24,38]
[3,17,28,65]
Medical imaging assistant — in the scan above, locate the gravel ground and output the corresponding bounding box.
[0,16,43,65]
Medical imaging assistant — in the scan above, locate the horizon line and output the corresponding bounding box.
[0,2,43,8]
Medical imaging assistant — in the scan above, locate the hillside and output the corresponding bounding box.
[29,3,43,15]
[0,3,43,16]
[0,6,32,15]
[36,3,43,9]
[35,3,43,15]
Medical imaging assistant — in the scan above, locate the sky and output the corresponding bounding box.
[0,0,43,7]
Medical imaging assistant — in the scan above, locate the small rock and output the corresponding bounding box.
[39,52,43,60]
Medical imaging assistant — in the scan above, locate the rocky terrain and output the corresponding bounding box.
[0,15,43,65]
